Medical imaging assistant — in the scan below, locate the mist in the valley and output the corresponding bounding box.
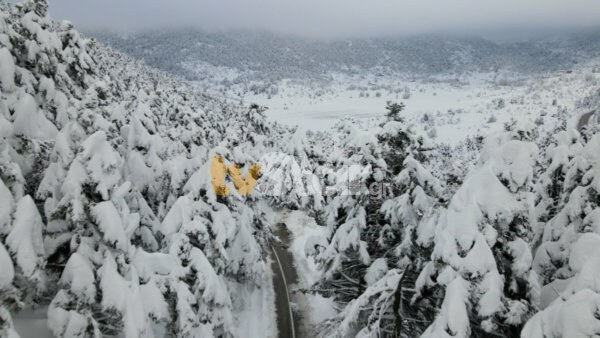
[48,0,600,39]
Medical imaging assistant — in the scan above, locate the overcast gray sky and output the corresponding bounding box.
[48,0,600,38]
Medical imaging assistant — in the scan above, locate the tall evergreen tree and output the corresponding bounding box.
[419,122,540,337]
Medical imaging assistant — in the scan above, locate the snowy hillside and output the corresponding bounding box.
[93,28,600,145]
[93,29,600,83]
[0,1,291,337]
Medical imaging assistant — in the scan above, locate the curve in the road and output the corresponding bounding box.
[577,110,596,131]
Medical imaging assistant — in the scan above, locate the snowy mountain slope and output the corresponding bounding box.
[93,28,600,83]
[0,1,295,337]
[93,31,600,147]
[91,26,600,147]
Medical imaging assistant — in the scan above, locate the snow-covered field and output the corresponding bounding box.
[217,65,600,145]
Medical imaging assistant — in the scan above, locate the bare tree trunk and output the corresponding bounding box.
[392,266,410,338]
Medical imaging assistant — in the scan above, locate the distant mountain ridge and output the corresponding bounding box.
[91,29,600,81]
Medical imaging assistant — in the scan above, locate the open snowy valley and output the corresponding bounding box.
[96,29,600,144]
[2,0,600,338]
[242,68,600,144]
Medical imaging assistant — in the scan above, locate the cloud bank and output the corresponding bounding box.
[49,0,600,38]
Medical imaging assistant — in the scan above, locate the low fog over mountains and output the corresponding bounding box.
[92,29,600,81]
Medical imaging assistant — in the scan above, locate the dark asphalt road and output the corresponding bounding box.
[578,110,596,130]
[270,224,300,338]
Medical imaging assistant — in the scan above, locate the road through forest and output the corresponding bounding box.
[270,224,301,338]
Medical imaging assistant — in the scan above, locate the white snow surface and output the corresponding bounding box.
[228,275,277,338]
[211,66,600,146]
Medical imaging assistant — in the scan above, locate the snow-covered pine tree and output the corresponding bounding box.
[5,195,47,303]
[0,238,19,338]
[313,117,383,308]
[161,101,291,335]
[0,176,23,338]
[385,101,406,123]
[316,103,444,337]
[256,150,324,210]
[158,208,235,337]
[372,156,443,336]
[41,130,162,337]
[418,122,540,337]
[375,105,440,265]
[160,147,279,336]
[0,0,76,322]
[523,233,600,337]
[432,139,479,200]
[256,127,324,212]
[534,129,582,226]
[533,132,600,289]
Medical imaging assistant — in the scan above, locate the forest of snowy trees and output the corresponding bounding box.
[1,0,600,337]
[289,83,600,337]
[0,1,293,336]
[307,105,600,337]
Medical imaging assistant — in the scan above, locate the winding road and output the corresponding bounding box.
[270,224,300,338]
[577,110,596,131]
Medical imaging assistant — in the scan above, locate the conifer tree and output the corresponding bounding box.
[533,133,600,285]
[419,122,540,337]
[317,104,444,337]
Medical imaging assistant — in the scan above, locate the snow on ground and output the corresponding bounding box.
[11,266,278,338]
[278,210,337,334]
[228,266,277,338]
[226,63,600,145]
[13,307,52,338]
[282,211,324,286]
